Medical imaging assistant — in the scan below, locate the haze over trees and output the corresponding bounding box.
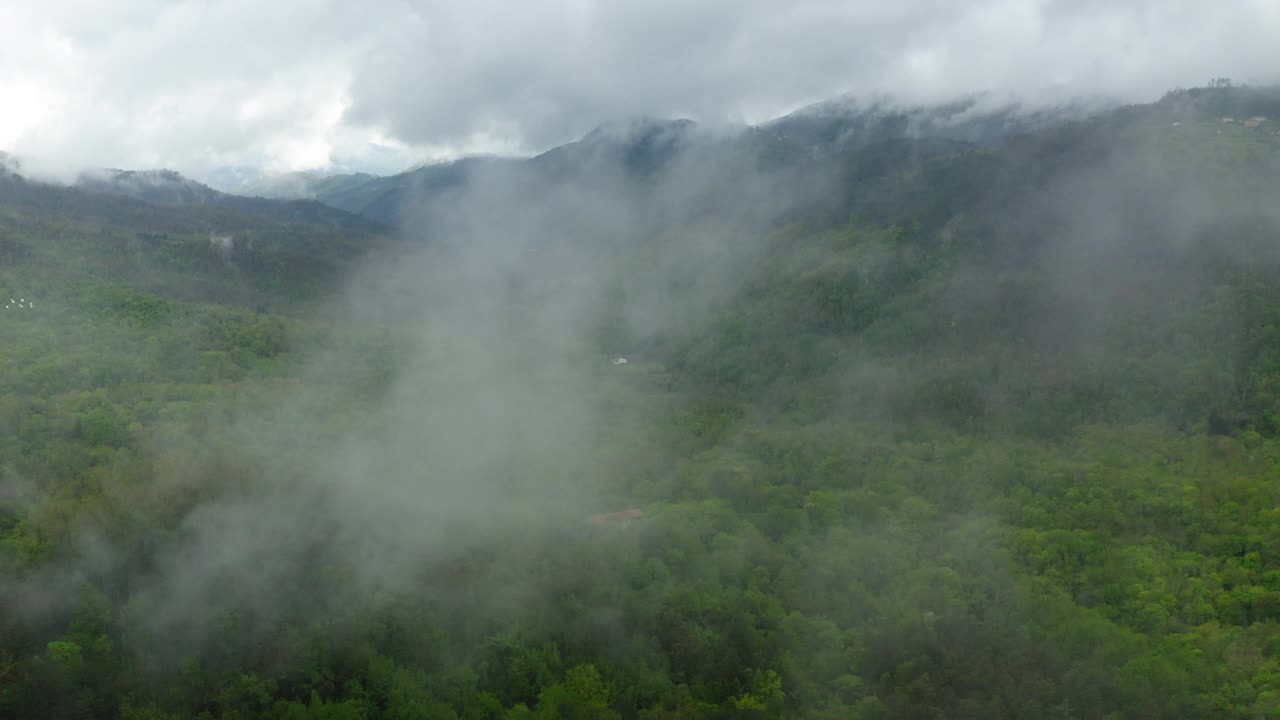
[3,83,1280,719]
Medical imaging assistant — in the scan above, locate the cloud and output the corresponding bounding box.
[2,0,1278,182]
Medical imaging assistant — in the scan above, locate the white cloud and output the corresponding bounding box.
[2,0,1277,183]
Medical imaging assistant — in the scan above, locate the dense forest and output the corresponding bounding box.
[4,85,1280,719]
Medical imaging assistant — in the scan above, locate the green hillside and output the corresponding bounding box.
[0,172,391,310]
[4,86,1280,719]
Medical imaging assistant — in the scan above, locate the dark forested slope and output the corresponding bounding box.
[0,171,391,309]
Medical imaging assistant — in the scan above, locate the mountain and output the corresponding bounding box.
[762,93,1108,150]
[527,116,704,178]
[265,99,1107,226]
[237,170,379,201]
[6,85,1280,719]
[70,166,389,233]
[0,165,393,310]
[76,168,225,205]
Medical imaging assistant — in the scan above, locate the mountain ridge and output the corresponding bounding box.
[211,95,1119,225]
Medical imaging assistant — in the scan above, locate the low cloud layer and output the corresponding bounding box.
[3,0,1278,182]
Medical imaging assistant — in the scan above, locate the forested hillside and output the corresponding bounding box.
[4,85,1280,719]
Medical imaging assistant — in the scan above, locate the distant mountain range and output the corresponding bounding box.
[66,167,388,232]
[0,93,1124,230]
[219,95,1118,227]
[4,86,1276,235]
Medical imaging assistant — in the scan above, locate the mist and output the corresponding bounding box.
[0,114,844,670]
[4,75,1280,717]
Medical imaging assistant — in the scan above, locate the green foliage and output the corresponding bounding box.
[5,85,1280,720]
[45,641,83,667]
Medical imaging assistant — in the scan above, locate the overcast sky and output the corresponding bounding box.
[2,0,1277,184]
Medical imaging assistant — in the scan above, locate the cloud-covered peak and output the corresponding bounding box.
[3,1,1278,184]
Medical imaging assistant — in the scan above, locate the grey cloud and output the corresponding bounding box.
[343,0,1280,153]
[3,0,1278,180]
